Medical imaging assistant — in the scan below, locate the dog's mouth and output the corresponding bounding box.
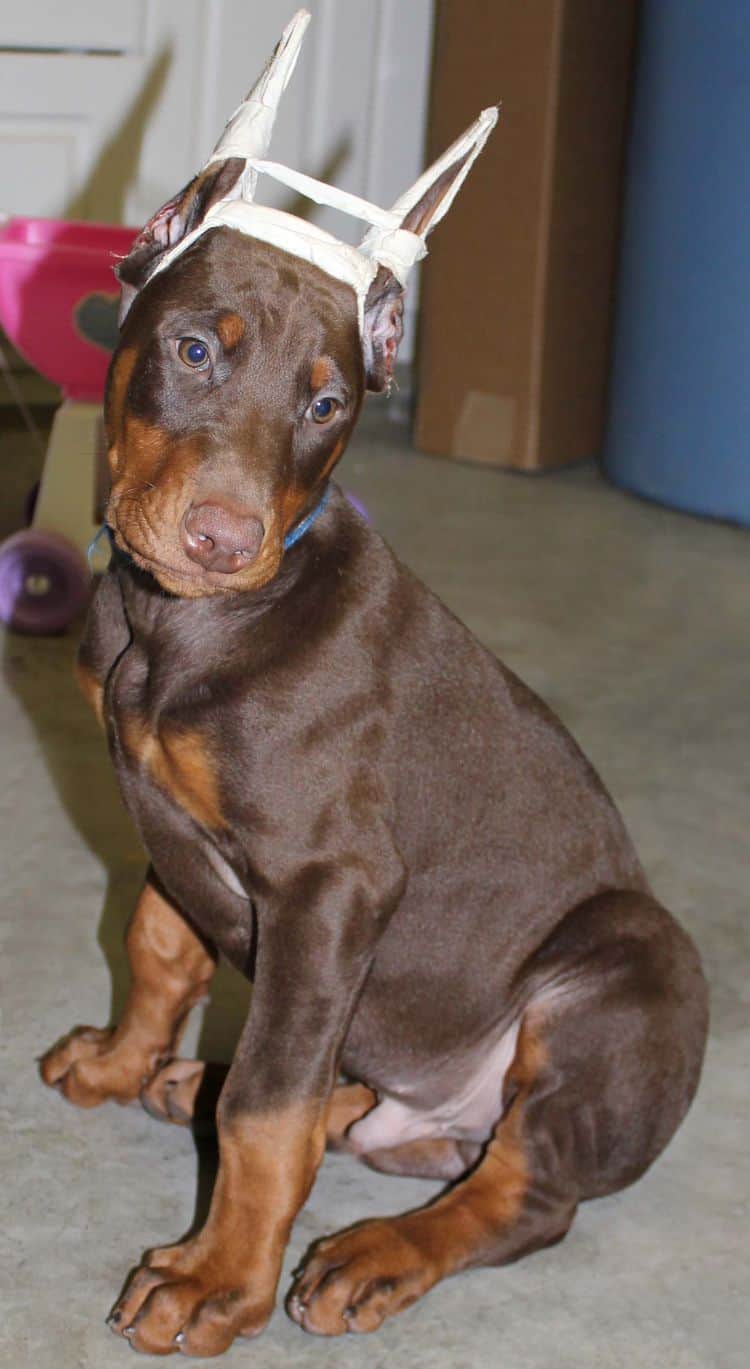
[108,520,283,599]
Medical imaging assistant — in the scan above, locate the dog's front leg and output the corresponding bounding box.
[40,872,216,1106]
[108,856,403,1357]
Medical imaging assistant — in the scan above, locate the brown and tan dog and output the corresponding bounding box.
[40,49,707,1363]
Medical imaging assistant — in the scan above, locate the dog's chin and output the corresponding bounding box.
[112,529,282,599]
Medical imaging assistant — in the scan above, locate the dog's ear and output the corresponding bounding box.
[116,157,245,325]
[362,268,405,395]
[116,12,312,326]
[362,149,477,393]
[362,105,498,392]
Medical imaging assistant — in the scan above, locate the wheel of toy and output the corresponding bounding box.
[0,529,90,634]
[24,480,40,525]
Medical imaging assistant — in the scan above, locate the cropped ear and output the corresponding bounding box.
[362,268,405,394]
[361,106,498,391]
[116,157,245,325]
[115,11,312,327]
[361,148,475,393]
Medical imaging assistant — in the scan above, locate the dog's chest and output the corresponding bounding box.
[103,640,254,964]
[105,642,221,826]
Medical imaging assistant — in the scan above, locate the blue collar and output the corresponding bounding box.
[88,484,331,567]
[87,522,116,566]
[283,483,331,550]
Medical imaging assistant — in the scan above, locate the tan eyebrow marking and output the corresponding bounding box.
[310,356,334,391]
[216,311,246,350]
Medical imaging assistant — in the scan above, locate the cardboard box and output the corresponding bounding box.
[415,0,637,470]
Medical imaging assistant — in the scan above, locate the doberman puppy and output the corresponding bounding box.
[40,90,707,1365]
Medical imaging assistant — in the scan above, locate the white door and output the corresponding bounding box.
[0,0,434,355]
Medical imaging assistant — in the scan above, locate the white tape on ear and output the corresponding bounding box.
[204,8,311,202]
[143,10,498,337]
[381,106,499,236]
[148,199,380,334]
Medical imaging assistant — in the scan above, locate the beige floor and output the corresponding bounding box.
[1,405,747,1367]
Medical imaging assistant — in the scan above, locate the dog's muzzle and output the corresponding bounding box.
[181,501,265,574]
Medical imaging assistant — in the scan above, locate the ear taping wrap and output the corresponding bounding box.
[203,7,311,202]
[144,9,498,335]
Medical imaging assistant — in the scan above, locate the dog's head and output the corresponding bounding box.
[105,13,496,598]
[107,217,367,598]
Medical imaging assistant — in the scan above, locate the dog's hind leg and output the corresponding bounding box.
[140,1058,227,1126]
[326,1082,480,1179]
[140,1068,474,1184]
[326,1081,377,1145]
[289,890,707,1336]
[142,1070,475,1178]
[142,1073,373,1140]
[360,1138,481,1181]
[40,872,216,1107]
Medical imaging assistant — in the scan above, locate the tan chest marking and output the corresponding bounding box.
[120,714,225,831]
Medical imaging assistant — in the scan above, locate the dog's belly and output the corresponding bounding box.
[348,1017,522,1151]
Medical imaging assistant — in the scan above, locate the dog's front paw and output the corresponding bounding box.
[108,1240,273,1356]
[39,1025,160,1107]
[288,1219,434,1336]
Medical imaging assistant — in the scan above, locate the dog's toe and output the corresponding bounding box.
[110,1247,273,1356]
[289,1220,431,1336]
[140,1059,203,1125]
[140,1059,226,1129]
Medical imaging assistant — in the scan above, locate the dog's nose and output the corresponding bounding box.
[182,502,265,574]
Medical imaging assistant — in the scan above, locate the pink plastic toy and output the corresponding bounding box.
[0,216,136,632]
[0,217,134,400]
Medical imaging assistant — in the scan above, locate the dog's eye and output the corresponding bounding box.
[177,338,210,370]
[310,396,338,423]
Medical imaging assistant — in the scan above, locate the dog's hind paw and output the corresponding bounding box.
[140,1058,226,1128]
[288,1219,435,1335]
